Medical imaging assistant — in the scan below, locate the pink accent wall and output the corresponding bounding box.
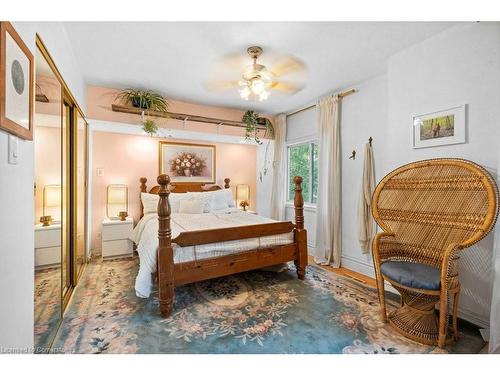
[91,131,257,252]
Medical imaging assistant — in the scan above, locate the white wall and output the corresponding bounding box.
[385,22,500,327]
[340,74,388,276]
[0,22,86,350]
[285,22,500,327]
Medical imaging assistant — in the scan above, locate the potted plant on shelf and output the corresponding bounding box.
[242,110,274,144]
[116,89,169,112]
[142,118,158,136]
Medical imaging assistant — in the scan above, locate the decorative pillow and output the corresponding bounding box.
[141,192,159,214]
[178,197,206,214]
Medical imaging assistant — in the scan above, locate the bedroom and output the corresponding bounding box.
[1,0,500,372]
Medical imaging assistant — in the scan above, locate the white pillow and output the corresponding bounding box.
[141,192,195,214]
[188,192,215,213]
[205,190,230,211]
[178,197,205,214]
[141,192,159,214]
[169,192,194,213]
[221,189,235,208]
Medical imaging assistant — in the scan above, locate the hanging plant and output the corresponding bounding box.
[142,118,158,136]
[242,110,274,145]
[116,88,169,112]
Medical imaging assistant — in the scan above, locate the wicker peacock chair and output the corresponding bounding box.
[371,158,499,348]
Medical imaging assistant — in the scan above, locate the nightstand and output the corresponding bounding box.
[101,217,134,259]
[35,223,61,269]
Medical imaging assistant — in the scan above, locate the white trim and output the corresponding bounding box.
[88,119,257,146]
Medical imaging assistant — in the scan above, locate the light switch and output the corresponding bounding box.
[8,134,18,164]
[96,168,104,177]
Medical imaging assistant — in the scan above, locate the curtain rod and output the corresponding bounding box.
[286,88,357,117]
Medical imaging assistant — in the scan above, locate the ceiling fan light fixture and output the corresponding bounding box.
[239,86,250,100]
[250,78,265,95]
[258,91,270,102]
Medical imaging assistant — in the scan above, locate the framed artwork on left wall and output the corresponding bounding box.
[159,141,216,184]
[0,21,34,140]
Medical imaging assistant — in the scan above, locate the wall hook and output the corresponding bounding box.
[349,150,356,160]
[369,136,373,146]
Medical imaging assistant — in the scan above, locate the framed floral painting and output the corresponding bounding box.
[159,141,216,184]
[0,22,34,140]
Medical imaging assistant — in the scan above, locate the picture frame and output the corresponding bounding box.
[412,104,466,149]
[159,141,216,184]
[0,22,34,140]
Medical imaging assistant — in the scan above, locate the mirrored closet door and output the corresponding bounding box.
[34,36,89,352]
[33,44,63,351]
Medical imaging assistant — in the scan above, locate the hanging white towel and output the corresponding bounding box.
[357,143,375,253]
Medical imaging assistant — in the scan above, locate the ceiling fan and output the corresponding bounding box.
[206,46,306,102]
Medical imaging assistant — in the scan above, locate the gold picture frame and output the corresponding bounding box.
[0,22,34,140]
[159,141,216,184]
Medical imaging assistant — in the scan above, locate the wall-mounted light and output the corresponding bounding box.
[107,184,128,220]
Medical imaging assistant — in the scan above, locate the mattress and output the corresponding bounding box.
[130,208,294,298]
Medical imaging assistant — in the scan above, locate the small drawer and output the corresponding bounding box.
[102,239,133,258]
[102,222,133,241]
[35,246,61,267]
[35,228,61,248]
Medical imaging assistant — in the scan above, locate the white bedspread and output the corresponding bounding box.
[129,208,294,298]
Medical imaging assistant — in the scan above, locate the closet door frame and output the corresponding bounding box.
[36,35,89,312]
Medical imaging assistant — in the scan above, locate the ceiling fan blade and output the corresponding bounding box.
[204,80,241,92]
[271,81,304,94]
[270,56,306,77]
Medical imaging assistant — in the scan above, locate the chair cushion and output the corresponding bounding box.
[380,261,441,290]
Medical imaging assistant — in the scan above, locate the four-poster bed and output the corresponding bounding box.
[138,174,308,317]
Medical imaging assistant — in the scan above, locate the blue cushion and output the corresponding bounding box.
[380,261,441,290]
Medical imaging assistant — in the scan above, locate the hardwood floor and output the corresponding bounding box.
[308,255,377,288]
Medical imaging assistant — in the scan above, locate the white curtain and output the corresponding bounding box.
[357,143,375,253]
[314,96,342,267]
[270,114,287,221]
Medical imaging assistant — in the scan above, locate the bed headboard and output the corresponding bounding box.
[139,176,230,218]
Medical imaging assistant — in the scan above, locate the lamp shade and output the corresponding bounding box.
[236,184,250,208]
[107,184,128,218]
[43,185,61,221]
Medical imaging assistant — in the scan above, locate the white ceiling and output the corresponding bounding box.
[63,22,458,114]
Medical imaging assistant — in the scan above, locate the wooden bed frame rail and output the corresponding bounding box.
[141,174,308,317]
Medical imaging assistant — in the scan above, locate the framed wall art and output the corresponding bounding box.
[412,104,466,149]
[159,141,216,184]
[0,22,34,140]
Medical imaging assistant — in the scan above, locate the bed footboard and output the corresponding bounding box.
[155,174,308,317]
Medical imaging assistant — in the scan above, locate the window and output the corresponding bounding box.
[288,141,318,204]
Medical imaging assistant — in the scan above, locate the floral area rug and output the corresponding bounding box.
[52,257,484,354]
[35,267,62,351]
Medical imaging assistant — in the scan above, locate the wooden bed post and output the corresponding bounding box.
[293,176,308,279]
[139,177,147,218]
[157,174,174,318]
[224,178,230,189]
